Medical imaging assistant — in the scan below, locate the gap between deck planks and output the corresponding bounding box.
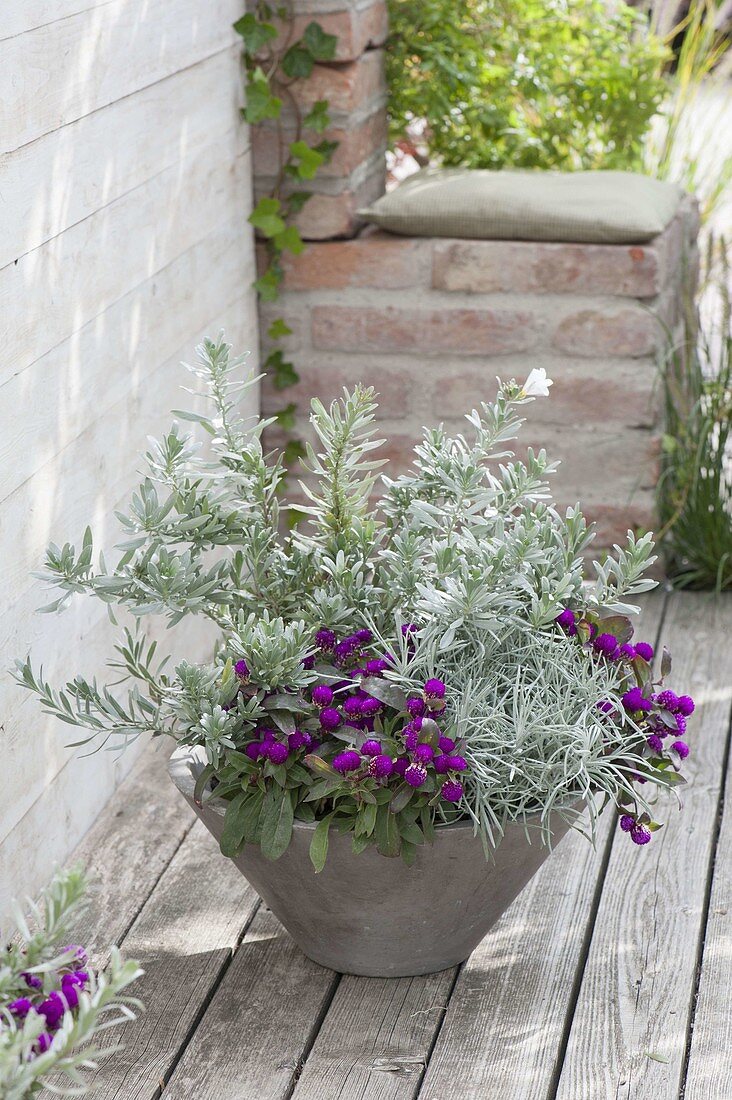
[46,591,732,1100]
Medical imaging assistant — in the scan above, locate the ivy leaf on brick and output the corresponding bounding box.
[282,43,315,79]
[243,73,282,123]
[267,318,293,340]
[233,13,277,54]
[303,99,331,134]
[274,402,298,430]
[283,438,307,465]
[313,138,339,165]
[273,224,305,255]
[264,350,300,391]
[286,191,313,214]
[302,21,338,61]
[288,140,325,180]
[253,267,282,302]
[249,197,287,238]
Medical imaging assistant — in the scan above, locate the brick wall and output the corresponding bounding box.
[252,0,699,551]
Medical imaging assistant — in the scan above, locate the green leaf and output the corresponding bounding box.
[273,224,305,255]
[220,790,263,857]
[304,753,338,778]
[360,676,408,712]
[253,267,282,302]
[389,783,413,814]
[267,318,293,340]
[288,140,325,180]
[399,820,425,845]
[243,79,282,123]
[274,402,298,430]
[661,646,672,678]
[314,138,339,164]
[286,190,312,214]
[249,197,286,238]
[282,44,314,79]
[302,21,337,60]
[264,350,299,391]
[284,438,307,465]
[303,99,331,133]
[260,785,295,860]
[233,13,278,53]
[309,815,332,872]
[375,803,401,857]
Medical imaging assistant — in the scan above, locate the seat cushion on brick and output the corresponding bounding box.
[359,168,684,244]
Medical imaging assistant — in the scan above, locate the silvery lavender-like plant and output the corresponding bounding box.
[14,340,694,867]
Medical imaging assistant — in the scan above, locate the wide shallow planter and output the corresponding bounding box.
[169,745,578,977]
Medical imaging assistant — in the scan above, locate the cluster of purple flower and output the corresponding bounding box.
[555,607,696,846]
[7,945,89,1053]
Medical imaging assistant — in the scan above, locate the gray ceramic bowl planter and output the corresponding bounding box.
[169,745,578,977]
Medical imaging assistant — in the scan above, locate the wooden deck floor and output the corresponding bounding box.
[57,591,732,1100]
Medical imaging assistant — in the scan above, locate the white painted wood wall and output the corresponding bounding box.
[0,0,258,915]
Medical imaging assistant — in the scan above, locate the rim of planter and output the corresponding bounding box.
[168,744,583,834]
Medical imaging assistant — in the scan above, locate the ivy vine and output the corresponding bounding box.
[234,4,339,466]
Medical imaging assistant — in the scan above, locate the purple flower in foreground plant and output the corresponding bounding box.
[620,814,635,833]
[22,972,42,990]
[320,707,342,731]
[39,992,66,1029]
[593,633,618,657]
[302,654,315,670]
[433,754,450,774]
[677,695,695,717]
[675,715,687,735]
[407,696,426,718]
[36,1033,53,1053]
[619,644,636,660]
[621,687,653,713]
[393,757,409,777]
[288,730,310,751]
[404,725,419,752]
[441,779,463,803]
[555,608,577,634]
[356,628,373,643]
[634,642,654,662]
[333,749,361,774]
[234,659,249,681]
[446,754,467,772]
[364,658,388,677]
[266,742,289,765]
[414,743,434,763]
[63,944,88,966]
[369,754,393,778]
[596,700,614,714]
[672,739,690,759]
[401,623,419,637]
[656,689,680,712]
[631,823,652,845]
[646,734,664,754]
[359,696,382,717]
[424,678,446,700]
[438,735,455,752]
[8,997,32,1018]
[316,628,337,651]
[404,763,427,788]
[361,739,381,756]
[245,741,264,761]
[312,684,334,708]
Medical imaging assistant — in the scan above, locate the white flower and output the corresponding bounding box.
[520,367,553,398]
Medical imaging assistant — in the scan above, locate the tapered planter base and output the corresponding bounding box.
[169,746,578,976]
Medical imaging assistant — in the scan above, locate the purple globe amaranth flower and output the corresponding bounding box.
[361,739,381,756]
[593,633,618,657]
[407,696,426,718]
[288,730,310,751]
[424,678,446,700]
[631,823,652,846]
[302,654,316,670]
[414,743,435,763]
[359,696,382,717]
[555,607,577,635]
[334,640,357,665]
[22,972,42,990]
[677,695,695,717]
[393,757,409,777]
[437,735,455,752]
[312,684,334,708]
[234,659,249,681]
[36,1033,53,1053]
[63,945,88,967]
[319,707,342,731]
[433,754,450,774]
[343,696,364,718]
[619,644,637,661]
[266,742,289,765]
[656,689,680,712]
[369,754,393,778]
[622,687,653,713]
[404,763,427,788]
[675,714,687,735]
[441,779,463,803]
[403,726,419,752]
[364,658,388,677]
[355,628,373,643]
[245,741,264,761]
[8,997,32,1018]
[620,814,635,833]
[634,642,654,663]
[39,992,66,1029]
[596,700,615,714]
[260,728,277,743]
[446,754,468,772]
[672,739,690,759]
[646,734,664,754]
[333,749,361,774]
[401,623,419,637]
[315,628,337,651]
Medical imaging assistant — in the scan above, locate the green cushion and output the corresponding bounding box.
[360,168,684,244]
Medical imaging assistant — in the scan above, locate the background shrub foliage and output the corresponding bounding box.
[386,0,670,171]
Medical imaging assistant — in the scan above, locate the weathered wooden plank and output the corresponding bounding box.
[555,592,732,1099]
[2,0,122,43]
[412,595,665,1100]
[162,908,340,1100]
[679,687,732,1100]
[0,46,242,270]
[0,143,248,390]
[82,822,259,1100]
[0,0,242,154]
[0,274,254,851]
[291,969,457,1100]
